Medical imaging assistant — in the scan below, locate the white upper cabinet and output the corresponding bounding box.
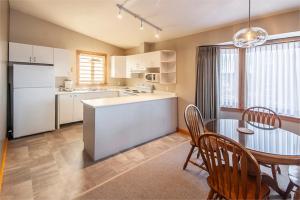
[9,43,33,63]
[32,45,54,64]
[125,55,135,77]
[54,48,71,77]
[144,51,160,68]
[110,50,176,84]
[127,54,146,73]
[110,56,128,78]
[9,42,54,65]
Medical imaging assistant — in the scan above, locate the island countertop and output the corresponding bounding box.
[81,92,177,108]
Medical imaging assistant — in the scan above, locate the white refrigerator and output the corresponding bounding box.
[12,64,55,138]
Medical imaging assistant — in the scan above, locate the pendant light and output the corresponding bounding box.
[233,0,268,48]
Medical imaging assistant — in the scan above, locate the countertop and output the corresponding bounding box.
[81,92,177,108]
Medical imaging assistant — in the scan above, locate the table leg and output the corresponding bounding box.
[261,172,288,198]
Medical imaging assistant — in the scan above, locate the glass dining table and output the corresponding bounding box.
[205,119,300,198]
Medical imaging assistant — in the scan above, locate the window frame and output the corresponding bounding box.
[76,50,107,86]
[219,37,300,123]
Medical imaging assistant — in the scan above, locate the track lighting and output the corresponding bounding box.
[116,3,162,37]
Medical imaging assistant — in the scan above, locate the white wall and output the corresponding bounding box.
[0,0,9,156]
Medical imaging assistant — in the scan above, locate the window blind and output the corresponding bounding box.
[245,41,300,117]
[78,53,106,85]
[219,48,239,108]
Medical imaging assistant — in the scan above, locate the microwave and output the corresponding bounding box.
[144,73,160,83]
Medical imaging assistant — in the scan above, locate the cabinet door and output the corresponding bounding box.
[148,51,161,68]
[73,94,84,122]
[9,42,33,63]
[111,56,126,78]
[126,55,135,78]
[138,54,146,70]
[59,94,74,124]
[32,45,54,64]
[54,48,71,77]
[126,55,135,70]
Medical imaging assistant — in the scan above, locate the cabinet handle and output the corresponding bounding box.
[29,57,32,63]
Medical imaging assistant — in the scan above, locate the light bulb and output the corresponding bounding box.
[117,9,122,19]
[246,31,252,40]
[155,30,160,38]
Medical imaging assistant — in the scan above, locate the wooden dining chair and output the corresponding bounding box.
[242,106,282,179]
[285,165,300,199]
[198,133,270,200]
[295,187,300,200]
[242,106,282,128]
[183,104,206,171]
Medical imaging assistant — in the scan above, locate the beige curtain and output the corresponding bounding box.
[195,46,219,120]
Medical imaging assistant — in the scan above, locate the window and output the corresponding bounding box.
[245,41,300,117]
[219,48,239,108]
[77,51,106,85]
[219,39,300,118]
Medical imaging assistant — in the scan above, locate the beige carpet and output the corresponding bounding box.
[75,142,210,200]
[74,142,290,200]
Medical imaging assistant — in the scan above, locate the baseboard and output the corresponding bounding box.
[177,128,190,136]
[0,138,8,192]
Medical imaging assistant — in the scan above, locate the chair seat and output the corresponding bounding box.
[289,165,300,187]
[207,174,270,199]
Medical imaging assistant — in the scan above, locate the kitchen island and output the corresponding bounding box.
[82,92,178,161]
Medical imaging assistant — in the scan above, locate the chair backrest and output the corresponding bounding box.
[198,133,261,200]
[242,106,281,128]
[184,104,205,145]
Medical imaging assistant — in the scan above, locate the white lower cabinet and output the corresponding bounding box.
[59,94,74,124]
[73,94,85,122]
[58,91,118,125]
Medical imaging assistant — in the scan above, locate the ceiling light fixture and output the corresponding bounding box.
[117,8,123,19]
[233,0,268,48]
[140,20,144,30]
[155,30,160,39]
[116,3,162,38]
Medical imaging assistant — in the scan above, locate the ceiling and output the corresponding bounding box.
[9,0,300,49]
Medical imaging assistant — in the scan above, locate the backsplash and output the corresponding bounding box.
[126,78,176,92]
[55,77,126,89]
